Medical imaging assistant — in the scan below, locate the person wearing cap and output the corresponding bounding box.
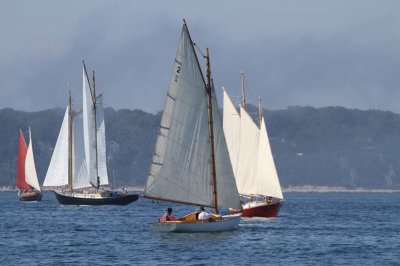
[159,207,176,222]
[198,206,212,221]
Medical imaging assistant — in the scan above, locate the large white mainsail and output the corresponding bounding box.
[95,94,109,186]
[236,106,260,194]
[223,89,284,200]
[144,24,241,210]
[82,68,100,187]
[211,87,242,209]
[72,111,91,189]
[25,128,41,191]
[222,89,241,175]
[82,69,109,188]
[43,107,70,187]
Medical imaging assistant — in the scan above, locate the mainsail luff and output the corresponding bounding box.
[16,130,31,190]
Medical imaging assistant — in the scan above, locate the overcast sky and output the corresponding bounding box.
[1,0,399,113]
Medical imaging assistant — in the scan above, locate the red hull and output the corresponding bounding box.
[230,201,282,218]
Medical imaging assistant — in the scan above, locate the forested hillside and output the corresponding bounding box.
[1,106,399,189]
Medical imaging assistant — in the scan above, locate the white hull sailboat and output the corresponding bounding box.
[150,213,242,233]
[16,128,42,201]
[43,63,138,205]
[223,73,284,218]
[144,20,242,232]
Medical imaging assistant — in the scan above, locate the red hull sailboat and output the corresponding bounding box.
[223,73,284,218]
[230,197,283,218]
[16,129,42,201]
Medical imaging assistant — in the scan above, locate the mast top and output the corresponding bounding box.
[241,71,246,109]
[258,97,263,128]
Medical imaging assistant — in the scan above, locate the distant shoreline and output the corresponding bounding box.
[2,186,400,193]
[282,186,400,193]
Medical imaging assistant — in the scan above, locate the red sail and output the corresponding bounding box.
[16,130,32,190]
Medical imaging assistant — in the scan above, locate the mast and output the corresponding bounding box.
[83,61,100,191]
[258,97,263,128]
[68,90,73,192]
[92,70,99,190]
[241,71,246,109]
[205,48,218,215]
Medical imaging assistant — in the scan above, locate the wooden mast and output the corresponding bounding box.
[205,48,219,215]
[241,71,246,109]
[68,90,73,192]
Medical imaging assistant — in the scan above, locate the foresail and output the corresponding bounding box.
[254,117,284,199]
[212,88,242,210]
[82,68,98,187]
[16,130,31,190]
[25,128,41,191]
[43,106,69,187]
[95,94,109,186]
[222,89,241,177]
[145,24,215,207]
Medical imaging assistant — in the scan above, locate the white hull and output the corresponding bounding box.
[151,213,242,233]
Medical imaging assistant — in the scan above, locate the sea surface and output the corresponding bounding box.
[1,191,399,265]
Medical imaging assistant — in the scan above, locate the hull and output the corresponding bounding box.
[151,213,242,233]
[230,200,283,218]
[53,190,139,206]
[19,190,42,202]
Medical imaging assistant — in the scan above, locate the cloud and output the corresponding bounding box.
[1,0,400,113]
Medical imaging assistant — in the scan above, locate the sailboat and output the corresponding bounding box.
[223,72,284,218]
[43,63,139,205]
[16,128,42,201]
[143,21,242,232]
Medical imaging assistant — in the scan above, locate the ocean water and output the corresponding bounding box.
[1,191,399,265]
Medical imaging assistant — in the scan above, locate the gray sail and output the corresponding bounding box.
[144,24,241,210]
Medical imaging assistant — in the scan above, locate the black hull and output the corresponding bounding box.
[53,191,139,205]
[19,191,43,202]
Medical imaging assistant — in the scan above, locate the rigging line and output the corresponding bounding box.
[193,42,206,58]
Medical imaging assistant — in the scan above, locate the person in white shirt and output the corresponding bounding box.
[198,206,211,221]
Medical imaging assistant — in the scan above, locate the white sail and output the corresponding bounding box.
[144,24,241,210]
[222,89,284,200]
[43,107,70,187]
[72,111,91,189]
[211,88,242,209]
[82,68,98,187]
[95,94,109,186]
[222,89,241,175]
[25,128,41,191]
[235,106,260,194]
[254,116,283,199]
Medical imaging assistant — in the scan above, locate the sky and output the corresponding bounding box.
[1,0,399,114]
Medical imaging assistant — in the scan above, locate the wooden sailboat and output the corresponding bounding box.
[43,63,138,205]
[143,21,242,232]
[223,73,284,218]
[16,128,42,201]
